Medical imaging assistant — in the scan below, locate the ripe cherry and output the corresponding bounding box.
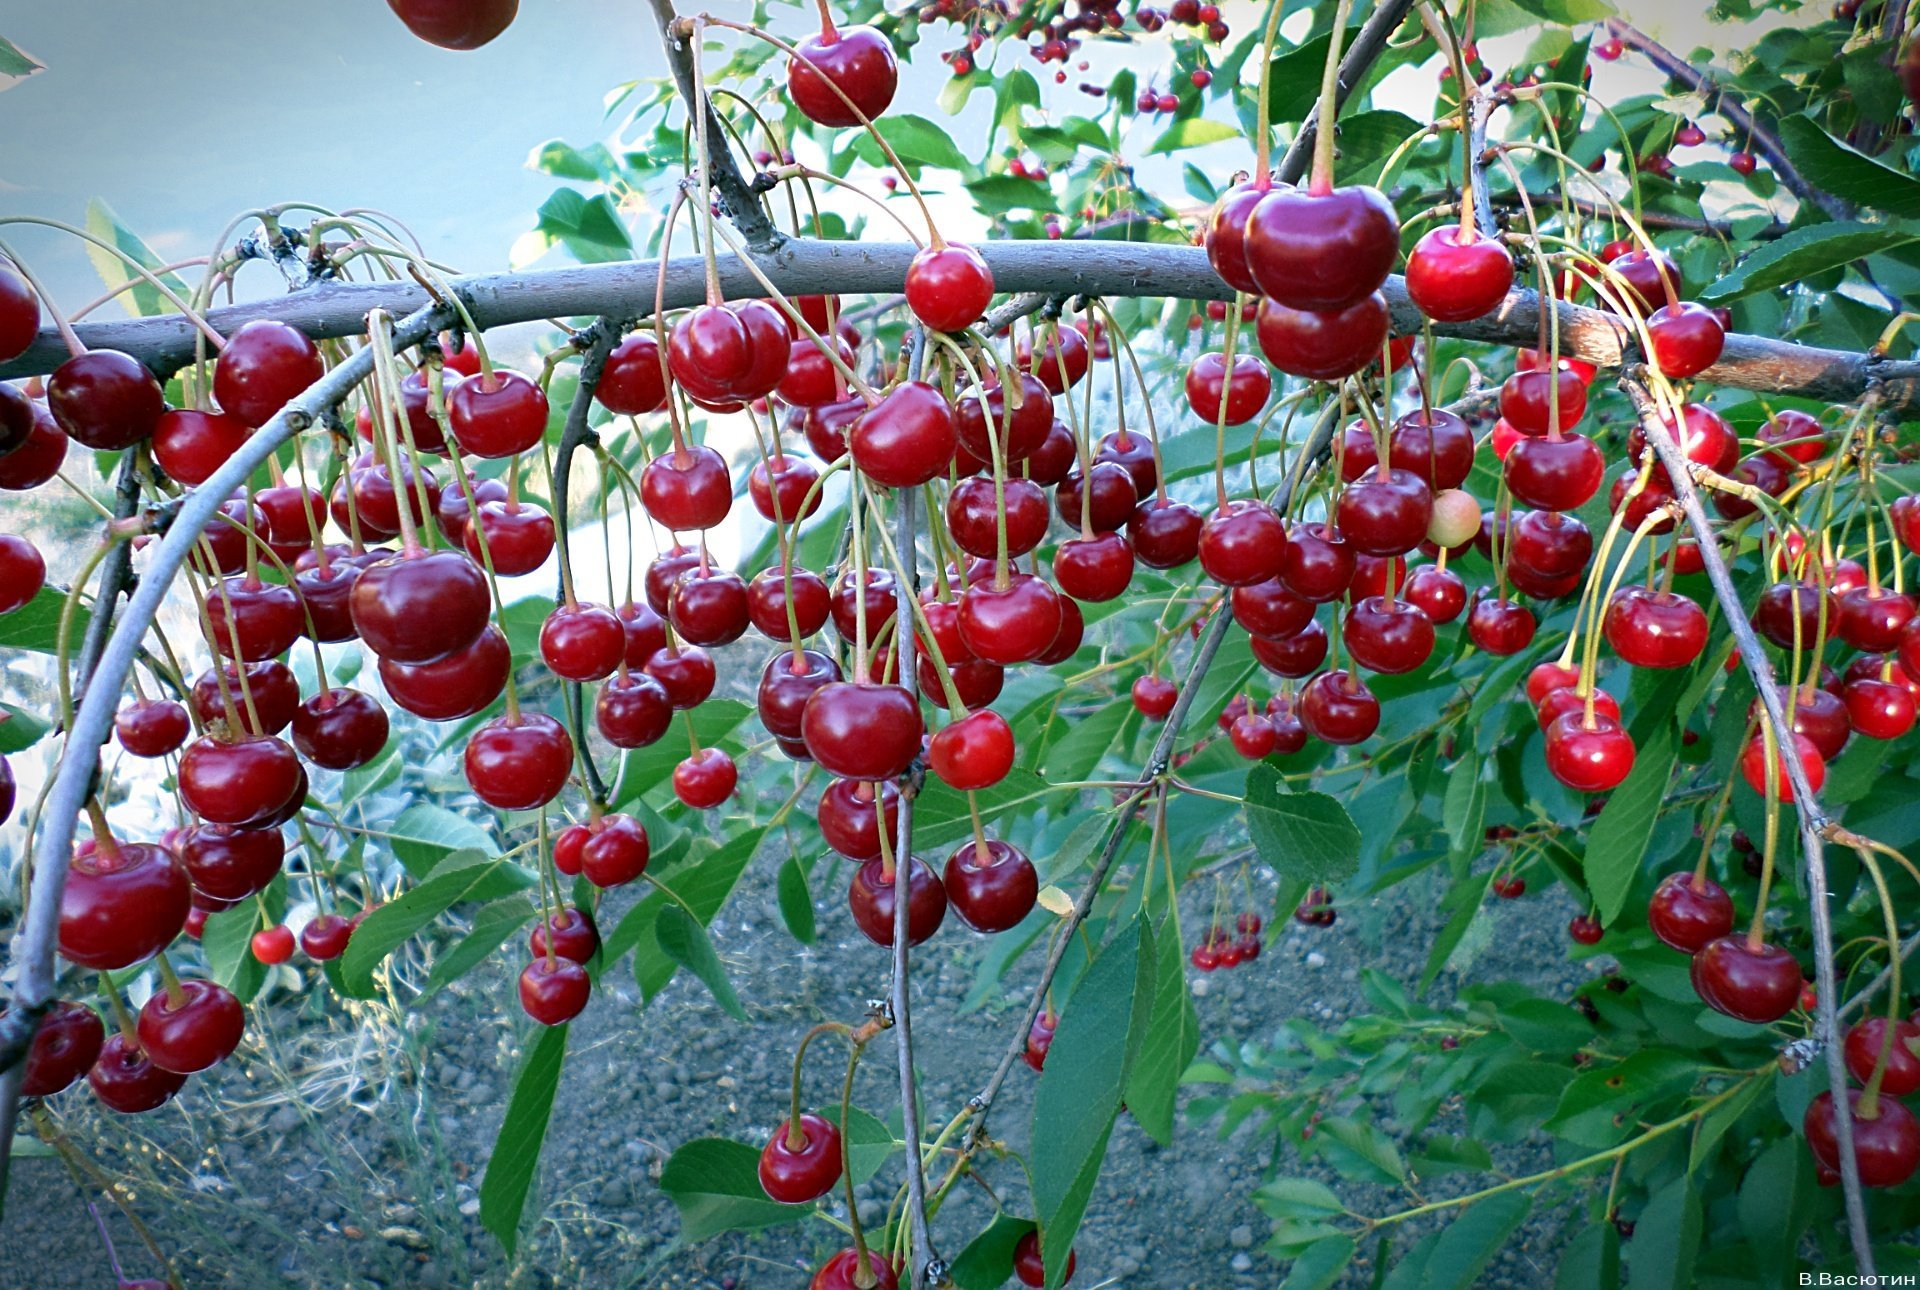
[300,913,354,961]
[1569,915,1604,946]
[958,574,1064,664]
[540,601,626,681]
[1185,352,1270,425]
[811,1248,900,1290]
[464,713,573,810]
[1467,593,1536,655]
[381,624,510,721]
[1545,711,1636,792]
[759,1113,844,1203]
[0,266,38,362]
[59,841,191,971]
[1691,936,1803,1023]
[1232,578,1314,640]
[789,23,898,126]
[642,444,733,531]
[948,477,1050,558]
[1837,586,1916,653]
[350,549,491,665]
[905,243,995,333]
[956,373,1053,466]
[944,838,1039,932]
[1646,302,1726,378]
[1344,596,1435,674]
[820,779,902,860]
[179,734,303,826]
[0,532,45,616]
[292,688,389,770]
[596,670,674,748]
[1013,1230,1076,1287]
[647,644,718,709]
[1056,461,1138,533]
[1504,432,1604,511]
[1054,532,1134,602]
[928,709,1015,791]
[582,814,651,887]
[88,1034,187,1114]
[597,333,669,414]
[214,319,324,427]
[1405,226,1514,322]
[749,453,823,524]
[191,659,299,736]
[1604,587,1708,669]
[1806,1089,1920,1188]
[18,1000,105,1098]
[137,979,244,1074]
[1739,730,1825,800]
[251,924,296,964]
[1299,669,1380,744]
[530,906,600,963]
[448,370,549,458]
[47,350,165,450]
[387,0,518,48]
[749,566,833,641]
[1499,368,1587,435]
[1648,872,1735,953]
[1228,713,1277,758]
[1846,674,1918,740]
[1205,183,1264,293]
[803,681,923,780]
[1254,293,1390,381]
[849,856,948,946]
[673,747,738,809]
[1198,499,1286,587]
[1609,248,1683,313]
[1132,675,1178,718]
[1018,324,1090,392]
[152,409,250,486]
[0,400,68,491]
[1242,184,1400,310]
[1129,498,1203,569]
[1337,468,1432,557]
[203,575,304,662]
[116,699,190,758]
[1845,1016,1920,1096]
[850,381,959,488]
[519,956,591,1025]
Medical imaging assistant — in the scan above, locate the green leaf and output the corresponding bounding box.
[1509,0,1614,21]
[1442,763,1486,856]
[963,174,1057,215]
[1032,918,1153,1288]
[775,857,816,944]
[1244,768,1361,886]
[387,804,495,877]
[0,36,43,79]
[856,114,971,173]
[822,1103,896,1185]
[0,587,85,655]
[419,897,535,1001]
[1419,1193,1532,1289]
[1554,1222,1621,1290]
[1330,110,1425,188]
[1419,870,1494,993]
[1778,114,1920,217]
[1690,1071,1772,1171]
[0,703,50,754]
[1700,221,1920,303]
[654,904,747,1021]
[1282,1236,1356,1290]
[658,1137,810,1241]
[479,1023,569,1254]
[950,1215,1036,1290]
[84,199,190,318]
[612,701,750,809]
[1583,717,1676,925]
[201,899,269,1004]
[1737,1136,1812,1276]
[337,851,534,998]
[915,769,1050,850]
[618,826,767,1000]
[1626,1175,1702,1290]
[514,188,634,267]
[1148,117,1242,154]
[527,139,613,182]
[1124,914,1201,1145]
[1314,1116,1407,1186]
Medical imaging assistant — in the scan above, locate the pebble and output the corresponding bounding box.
[1229,1226,1253,1249]
[1306,951,1327,968]
[1112,1257,1140,1277]
[1231,1253,1254,1273]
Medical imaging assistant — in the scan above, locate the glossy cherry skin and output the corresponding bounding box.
[849,381,958,488]
[58,842,191,970]
[1806,1090,1920,1188]
[928,710,1015,791]
[1024,419,1077,487]
[1129,498,1203,569]
[1545,712,1636,793]
[213,319,324,427]
[1054,532,1134,602]
[1132,675,1178,718]
[1647,872,1735,953]
[179,823,284,902]
[1198,499,1287,587]
[299,913,353,961]
[1230,714,1278,759]
[1254,293,1390,381]
[1232,578,1314,640]
[251,924,296,964]
[1609,248,1683,313]
[464,713,572,811]
[1837,586,1916,653]
[1845,1016,1920,1096]
[1056,461,1138,533]
[1752,581,1830,651]
[536,600,625,680]
[820,778,901,860]
[749,453,823,525]
[530,906,600,963]
[1504,433,1604,512]
[647,645,718,710]
[292,688,389,770]
[1846,675,1918,740]
[758,649,842,741]
[1243,184,1400,310]
[0,400,68,491]
[830,569,899,643]
[759,1113,844,1203]
[1507,509,1592,580]
[0,266,37,362]
[350,549,490,665]
[596,670,674,748]
[464,498,555,576]
[802,681,923,781]
[905,243,995,333]
[88,1034,188,1114]
[1759,408,1827,467]
[789,23,897,126]
[179,734,303,826]
[136,978,244,1074]
[849,855,948,947]
[18,1000,105,1097]
[1404,566,1466,624]
[1013,1230,1076,1288]
[811,1248,900,1290]
[1251,621,1329,678]
[1279,524,1353,603]
[152,408,250,486]
[596,332,669,413]
[1646,301,1726,378]
[582,814,651,887]
[448,370,549,458]
[1604,587,1708,669]
[1205,182,1264,293]
[1405,225,1514,322]
[1467,593,1536,655]
[1498,369,1587,435]
[1299,670,1380,744]
[387,0,517,48]
[748,566,832,641]
[673,747,738,809]
[46,349,165,450]
[1338,468,1432,558]
[203,575,304,662]
[381,624,510,721]
[519,956,591,1025]
[646,547,703,616]
[641,444,733,531]
[1691,936,1803,1024]
[1344,596,1435,674]
[959,575,1064,665]
[116,699,190,758]
[1185,352,1270,425]
[1344,409,1476,491]
[1740,730,1826,801]
[1535,686,1621,734]
[956,373,1053,466]
[0,532,42,618]
[941,480,1039,563]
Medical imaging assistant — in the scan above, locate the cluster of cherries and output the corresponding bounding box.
[1189,912,1263,970]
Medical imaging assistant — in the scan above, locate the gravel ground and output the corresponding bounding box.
[2,839,1595,1289]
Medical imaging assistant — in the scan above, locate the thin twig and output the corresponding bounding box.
[1277,0,1423,185]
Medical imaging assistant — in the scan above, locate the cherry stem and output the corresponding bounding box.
[787,1021,852,1149]
[839,1032,876,1278]
[1250,0,1292,184]
[967,791,992,865]
[746,409,810,664]
[1852,844,1901,1116]
[97,972,138,1044]
[1212,304,1244,511]
[861,483,968,719]
[0,221,226,351]
[153,950,188,1011]
[1309,0,1359,197]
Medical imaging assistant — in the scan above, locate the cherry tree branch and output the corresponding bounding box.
[1619,372,1873,1276]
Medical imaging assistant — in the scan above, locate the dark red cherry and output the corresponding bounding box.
[789,23,898,126]
[830,568,898,642]
[849,855,948,947]
[300,912,353,960]
[136,978,244,1074]
[1752,581,1831,651]
[956,374,1053,466]
[386,0,517,48]
[642,444,733,531]
[646,644,717,710]
[1846,1017,1920,1096]
[1129,498,1202,569]
[944,838,1038,932]
[613,599,668,668]
[1344,596,1435,674]
[669,570,752,647]
[1777,685,1852,761]
[1229,713,1278,758]
[1568,914,1604,945]
[1349,553,1406,601]
[1038,593,1086,664]
[1405,225,1514,322]
[802,681,923,780]
[1299,669,1380,744]
[759,1112,845,1204]
[582,814,650,887]
[256,482,326,552]
[1758,408,1827,466]
[58,842,191,970]
[88,1034,187,1113]
[1280,523,1354,602]
[1243,184,1400,310]
[214,319,324,427]
[1337,468,1432,557]
[748,566,832,641]
[1024,419,1077,486]
[597,333,669,414]
[1254,293,1390,381]
[1806,1089,1920,1188]
[1132,675,1178,718]
[1504,433,1604,511]
[1647,872,1735,953]
[1646,302,1725,378]
[1467,592,1536,655]
[193,497,264,576]
[849,381,958,488]
[465,499,556,575]
[1054,532,1134,602]
[381,624,510,720]
[1691,936,1803,1023]
[1185,352,1270,425]
[1205,182,1264,294]
[749,453,822,525]
[0,266,38,363]
[794,396,863,464]
[1097,431,1158,498]
[1507,509,1592,579]
[778,333,854,407]
[203,575,303,662]
[1846,675,1917,740]
[1198,499,1286,587]
[191,659,299,736]
[644,546,702,616]
[758,649,843,741]
[668,305,752,399]
[0,400,69,491]
[958,574,1063,664]
[1837,587,1915,653]
[1012,1229,1075,1288]
[538,601,626,680]
[1610,248,1683,313]
[1498,369,1587,435]
[928,709,1015,790]
[179,823,284,902]
[292,688,389,770]
[530,906,600,962]
[1604,587,1708,669]
[152,409,250,486]
[727,300,793,401]
[811,1247,900,1290]
[448,370,549,458]
[1536,686,1620,734]
[519,956,591,1025]
[596,670,673,748]
[905,243,994,333]
[1055,461,1138,533]
[820,778,901,860]
[18,1000,105,1098]
[1231,578,1314,640]
[1251,621,1329,677]
[1404,566,1466,623]
[948,476,1050,558]
[47,350,165,450]
[350,549,491,664]
[1545,711,1636,792]
[179,734,303,826]
[673,747,738,808]
[1631,402,1740,476]
[1017,324,1090,393]
[464,713,572,810]
[116,699,190,758]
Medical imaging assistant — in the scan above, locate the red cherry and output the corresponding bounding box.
[1467,592,1536,655]
[350,549,491,664]
[1837,587,1916,653]
[794,397,863,464]
[1608,248,1684,314]
[647,644,717,710]
[1403,566,1466,623]
[1128,498,1202,569]
[0,266,39,362]
[1251,620,1329,678]
[1197,499,1286,587]
[1493,876,1527,899]
[749,566,832,640]
[136,979,244,1074]
[1205,183,1264,293]
[1254,293,1390,380]
[1730,150,1757,175]
[1739,730,1825,800]
[779,334,855,408]
[47,350,165,450]
[1545,711,1636,792]
[1846,675,1918,739]
[87,1034,187,1114]
[386,0,517,48]
[1405,226,1514,322]
[759,1113,845,1203]
[1243,185,1400,310]
[673,747,738,809]
[1646,302,1726,378]
[1757,409,1827,467]
[116,699,190,758]
[789,24,898,126]
[1344,596,1435,674]
[1498,368,1587,435]
[152,409,250,486]
[1504,433,1604,511]
[811,1248,900,1290]
[203,574,303,662]
[300,913,353,960]
[17,1000,105,1097]
[725,301,793,401]
[1013,1229,1075,1287]
[1647,872,1735,953]
[1299,669,1380,744]
[1184,352,1271,425]
[596,670,674,748]
[802,681,924,780]
[668,305,752,398]
[1279,524,1354,602]
[537,602,627,681]
[597,333,669,414]
[850,381,959,488]
[956,374,1053,466]
[1604,586,1708,668]
[292,688,389,770]
[1024,419,1078,486]
[1054,532,1135,602]
[1691,936,1803,1023]
[949,477,1050,560]
[582,814,651,887]
[1568,914,1604,945]
[906,244,995,332]
[1507,509,1592,579]
[944,838,1039,932]
[251,924,296,964]
[642,444,733,531]
[1535,686,1620,734]
[191,659,300,736]
[1337,468,1432,557]
[1017,324,1090,393]
[1055,461,1138,533]
[1231,578,1314,640]
[179,734,303,826]
[820,778,901,860]
[1752,580,1830,650]
[530,906,600,963]
[464,713,572,810]
[179,823,284,902]
[448,370,549,458]
[1228,713,1277,758]
[519,956,591,1025]
[1132,675,1178,718]
[749,453,823,525]
[1806,1089,1920,1188]
[58,841,191,970]
[0,400,69,491]
[213,319,324,427]
[645,547,703,616]
[381,624,510,720]
[849,856,948,946]
[1342,410,1476,491]
[958,574,1063,664]
[928,709,1015,790]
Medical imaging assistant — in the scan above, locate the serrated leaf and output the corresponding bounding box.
[1124,914,1200,1145]
[951,1215,1036,1290]
[1244,767,1361,885]
[654,904,747,1020]
[0,703,50,753]
[1442,763,1486,856]
[0,587,86,655]
[1420,870,1494,993]
[513,187,634,268]
[775,857,815,944]
[1282,1236,1355,1290]
[1148,117,1242,155]
[618,826,767,1000]
[84,199,190,318]
[855,113,971,173]
[337,851,534,998]
[479,1024,569,1254]
[1690,1071,1772,1171]
[1583,717,1676,925]
[1699,221,1920,304]
[419,897,535,1001]
[1627,1175,1701,1290]
[1314,1116,1406,1186]
[1415,1193,1532,1290]
[915,769,1050,850]
[1778,114,1920,217]
[0,36,43,80]
[387,804,495,877]
[1555,1222,1621,1290]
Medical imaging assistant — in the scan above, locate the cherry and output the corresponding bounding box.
[88,1034,188,1114]
[1755,409,1824,467]
[944,838,1039,932]
[179,734,303,826]
[116,699,190,758]
[802,681,924,780]
[1504,433,1604,511]
[1205,183,1264,293]
[1647,872,1735,953]
[47,350,165,450]
[956,373,1053,466]
[17,1000,105,1098]
[1243,184,1400,310]
[1185,352,1270,425]
[959,574,1064,665]
[1232,578,1314,640]
[757,649,842,743]
[948,477,1050,558]
[779,333,855,407]
[646,547,704,616]
[811,1248,900,1290]
[1404,565,1466,624]
[350,549,491,664]
[1251,620,1329,678]
[1197,499,1286,587]
[1837,586,1916,652]
[1343,411,1475,491]
[1254,293,1390,380]
[291,688,389,770]
[58,841,191,970]
[582,814,651,887]
[1013,1229,1076,1287]
[212,319,323,427]
[1843,1016,1920,1096]
[387,0,517,47]
[905,243,995,332]
[251,924,296,964]
[748,566,832,641]
[0,532,44,618]
[1344,596,1435,674]
[1054,532,1134,602]
[1608,248,1684,313]
[193,661,299,734]
[0,266,38,362]
[1017,325,1090,394]
[595,333,670,414]
[299,913,353,960]
[846,380,958,488]
[332,456,436,539]
[530,906,600,963]
[1299,669,1380,744]
[595,670,673,748]
[820,778,901,860]
[749,453,823,525]
[179,823,284,902]
[647,644,718,710]
[849,856,948,946]
[1227,713,1276,759]
[0,399,68,491]
[1846,674,1917,739]
[203,575,303,662]
[1127,498,1203,569]
[152,409,250,486]
[1569,914,1604,945]
[531,601,623,681]
[380,624,510,720]
[1691,936,1803,1023]
[929,710,1015,791]
[1806,1090,1920,1188]
[447,370,548,458]
[1536,685,1620,733]
[1279,524,1354,602]
[1545,711,1636,792]
[789,23,898,125]
[1132,675,1178,719]
[1492,876,1527,899]
[136,978,244,1074]
[759,1112,845,1204]
[1467,592,1536,655]
[457,498,551,575]
[1055,461,1138,533]
[519,956,591,1025]
[667,305,752,399]
[1024,419,1078,487]
[1405,226,1514,322]
[1752,580,1830,651]
[1646,302,1726,378]
[1498,368,1587,434]
[1773,686,1852,761]
[1739,730,1826,800]
[463,713,572,811]
[673,747,738,809]
[642,445,733,531]
[1604,586,1708,669]
[1508,509,1592,579]
[1337,468,1432,557]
